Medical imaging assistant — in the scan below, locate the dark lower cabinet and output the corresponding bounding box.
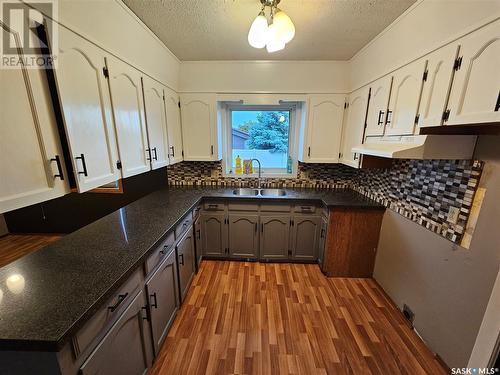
[177,227,195,302]
[318,217,328,270]
[228,213,259,259]
[200,213,227,257]
[146,248,179,354]
[260,215,290,260]
[290,215,322,261]
[193,216,202,271]
[79,290,152,375]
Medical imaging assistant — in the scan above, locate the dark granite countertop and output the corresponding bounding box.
[0,187,383,351]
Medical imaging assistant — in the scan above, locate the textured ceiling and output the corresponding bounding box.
[122,0,416,61]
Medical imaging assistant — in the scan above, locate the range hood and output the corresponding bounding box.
[352,135,477,159]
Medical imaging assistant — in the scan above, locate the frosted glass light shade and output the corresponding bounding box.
[248,12,268,49]
[273,9,295,44]
[266,23,285,53]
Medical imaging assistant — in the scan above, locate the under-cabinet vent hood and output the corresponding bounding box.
[352,135,477,159]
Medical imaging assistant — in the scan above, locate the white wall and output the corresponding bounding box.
[180,61,350,94]
[350,0,500,90]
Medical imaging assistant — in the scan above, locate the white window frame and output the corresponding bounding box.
[220,102,302,178]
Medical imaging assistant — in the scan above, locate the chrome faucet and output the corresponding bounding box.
[250,158,262,188]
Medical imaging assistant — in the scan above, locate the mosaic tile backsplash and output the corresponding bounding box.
[167,159,484,244]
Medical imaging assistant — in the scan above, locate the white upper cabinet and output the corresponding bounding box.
[446,20,500,126]
[142,77,170,170]
[385,59,427,136]
[365,76,392,136]
[180,93,219,161]
[340,87,370,168]
[0,24,69,213]
[417,44,459,128]
[302,94,345,163]
[54,28,120,192]
[106,57,150,178]
[164,88,184,164]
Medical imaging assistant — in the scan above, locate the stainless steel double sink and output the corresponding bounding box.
[232,188,287,197]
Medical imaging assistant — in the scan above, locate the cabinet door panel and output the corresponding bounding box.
[177,228,195,302]
[317,218,328,270]
[146,248,179,354]
[142,77,169,169]
[290,216,321,261]
[0,24,68,213]
[180,94,217,161]
[305,94,345,163]
[418,44,459,128]
[55,28,120,192]
[228,214,259,259]
[385,59,426,136]
[164,88,183,164]
[365,76,392,136]
[447,20,500,125]
[340,87,369,168]
[107,57,150,177]
[79,290,152,375]
[200,213,227,257]
[260,215,290,260]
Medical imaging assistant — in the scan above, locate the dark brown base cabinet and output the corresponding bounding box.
[260,215,290,260]
[200,212,227,257]
[228,213,259,259]
[176,227,196,302]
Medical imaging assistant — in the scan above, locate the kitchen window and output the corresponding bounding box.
[222,103,300,177]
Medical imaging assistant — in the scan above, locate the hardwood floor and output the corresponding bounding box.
[151,261,447,375]
[0,234,62,268]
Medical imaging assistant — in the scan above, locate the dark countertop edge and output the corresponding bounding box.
[0,189,384,352]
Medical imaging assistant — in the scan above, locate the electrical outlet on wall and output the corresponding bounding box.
[447,206,460,224]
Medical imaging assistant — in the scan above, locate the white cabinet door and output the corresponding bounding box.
[54,28,120,192]
[142,77,169,170]
[417,44,459,128]
[340,87,370,168]
[0,24,69,213]
[303,94,345,163]
[164,88,183,164]
[446,20,500,126]
[180,94,218,161]
[106,57,150,178]
[365,76,392,136]
[385,59,426,136]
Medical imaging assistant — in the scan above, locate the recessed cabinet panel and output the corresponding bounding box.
[164,88,183,164]
[385,59,426,136]
[304,94,345,163]
[55,28,120,192]
[417,44,459,128]
[365,76,393,136]
[142,77,170,169]
[0,24,68,213]
[290,216,321,261]
[200,213,227,257]
[260,215,290,260]
[106,57,150,178]
[180,93,218,161]
[446,20,500,126]
[340,87,370,168]
[177,228,195,302]
[228,214,259,259]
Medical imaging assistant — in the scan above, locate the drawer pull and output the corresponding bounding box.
[159,244,170,255]
[208,204,218,209]
[179,253,184,266]
[108,293,128,312]
[150,292,158,309]
[196,229,201,240]
[301,206,311,210]
[141,305,150,321]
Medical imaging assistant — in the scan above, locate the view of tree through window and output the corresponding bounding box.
[231,110,290,172]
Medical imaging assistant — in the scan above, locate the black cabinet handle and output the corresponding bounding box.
[196,229,201,240]
[75,154,88,177]
[146,148,151,161]
[261,223,264,233]
[159,244,169,255]
[141,305,150,321]
[50,155,64,180]
[385,110,393,125]
[150,292,158,309]
[255,222,258,233]
[108,293,128,312]
[320,228,325,238]
[353,153,358,160]
[169,145,175,158]
[308,147,311,157]
[495,90,500,112]
[377,110,385,125]
[208,204,218,210]
[179,253,184,265]
[210,145,214,155]
[152,147,158,161]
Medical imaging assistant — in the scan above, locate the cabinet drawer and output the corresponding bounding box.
[227,203,259,212]
[175,214,193,239]
[294,205,316,214]
[260,203,291,213]
[145,231,175,275]
[204,202,225,211]
[74,268,142,357]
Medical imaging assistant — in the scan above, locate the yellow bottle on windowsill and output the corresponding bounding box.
[235,155,242,174]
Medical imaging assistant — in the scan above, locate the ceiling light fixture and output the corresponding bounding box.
[247,0,295,53]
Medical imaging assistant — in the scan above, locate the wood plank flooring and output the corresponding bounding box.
[151,261,447,375]
[0,234,62,268]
